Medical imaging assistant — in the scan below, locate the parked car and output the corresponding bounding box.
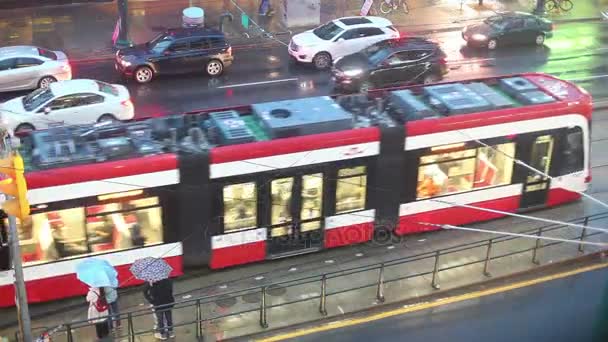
[288,16,400,70]
[462,12,553,50]
[0,79,134,135]
[332,37,448,92]
[0,46,71,92]
[115,27,233,84]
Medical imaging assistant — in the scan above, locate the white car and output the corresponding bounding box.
[288,16,399,70]
[0,46,72,92]
[0,79,134,135]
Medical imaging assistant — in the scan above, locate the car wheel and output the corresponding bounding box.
[134,66,154,84]
[422,73,440,85]
[359,81,374,93]
[535,34,545,46]
[98,114,118,123]
[313,52,332,70]
[38,76,57,89]
[487,39,498,50]
[15,123,35,135]
[206,59,224,77]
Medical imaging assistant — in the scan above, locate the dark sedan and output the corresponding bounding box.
[462,12,553,50]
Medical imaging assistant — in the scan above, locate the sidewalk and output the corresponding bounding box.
[0,0,603,61]
[1,197,608,341]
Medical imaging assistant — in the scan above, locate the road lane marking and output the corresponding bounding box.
[218,78,299,89]
[256,261,608,341]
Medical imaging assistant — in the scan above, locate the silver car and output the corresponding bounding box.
[0,46,72,92]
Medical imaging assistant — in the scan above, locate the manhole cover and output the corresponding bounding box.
[214,295,237,308]
[267,284,286,297]
[242,291,262,303]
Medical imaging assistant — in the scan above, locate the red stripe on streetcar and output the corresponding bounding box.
[25,154,178,189]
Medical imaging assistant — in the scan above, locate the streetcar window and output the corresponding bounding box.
[559,127,584,175]
[223,182,257,232]
[473,143,515,189]
[85,197,163,252]
[17,208,88,263]
[270,177,294,237]
[336,166,367,214]
[416,142,516,199]
[301,173,323,231]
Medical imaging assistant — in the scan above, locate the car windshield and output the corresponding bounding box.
[362,41,389,56]
[148,33,173,52]
[22,88,54,111]
[368,48,392,65]
[313,22,344,40]
[483,16,508,29]
[96,81,118,96]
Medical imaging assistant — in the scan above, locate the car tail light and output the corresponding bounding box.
[439,58,447,65]
[121,99,133,107]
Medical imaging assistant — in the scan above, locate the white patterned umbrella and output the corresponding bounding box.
[129,257,173,283]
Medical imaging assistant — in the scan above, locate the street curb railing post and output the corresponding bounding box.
[431,251,441,290]
[376,263,385,303]
[127,313,135,342]
[483,239,494,277]
[66,324,73,342]
[532,227,544,265]
[195,299,204,339]
[319,275,328,316]
[259,287,268,328]
[578,217,589,252]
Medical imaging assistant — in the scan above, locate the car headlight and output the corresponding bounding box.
[471,34,488,41]
[120,59,132,67]
[344,69,363,77]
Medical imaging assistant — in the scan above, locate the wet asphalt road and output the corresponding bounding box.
[289,266,608,342]
[1,21,607,115]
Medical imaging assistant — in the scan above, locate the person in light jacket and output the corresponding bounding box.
[86,287,110,340]
[143,278,175,340]
[104,286,120,328]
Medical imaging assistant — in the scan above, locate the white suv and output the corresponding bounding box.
[288,16,399,70]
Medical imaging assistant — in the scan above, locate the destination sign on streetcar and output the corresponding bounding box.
[0,72,592,307]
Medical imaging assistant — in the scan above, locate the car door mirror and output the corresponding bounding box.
[43,107,51,115]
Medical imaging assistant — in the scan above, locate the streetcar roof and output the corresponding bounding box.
[18,73,591,179]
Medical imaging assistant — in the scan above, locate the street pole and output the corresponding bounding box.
[7,214,32,342]
[116,0,131,48]
[533,0,547,16]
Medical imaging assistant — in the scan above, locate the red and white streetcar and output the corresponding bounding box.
[0,72,592,306]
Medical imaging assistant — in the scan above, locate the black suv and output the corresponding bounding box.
[331,37,447,92]
[115,27,233,84]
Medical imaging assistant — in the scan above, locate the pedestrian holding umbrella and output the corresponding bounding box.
[76,258,118,288]
[130,257,174,340]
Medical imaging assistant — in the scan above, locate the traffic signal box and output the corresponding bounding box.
[0,153,29,220]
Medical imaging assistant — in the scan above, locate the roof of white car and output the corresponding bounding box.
[48,79,101,96]
[0,45,43,59]
[333,16,393,29]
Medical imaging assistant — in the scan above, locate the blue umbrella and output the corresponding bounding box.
[129,257,172,283]
[76,258,118,288]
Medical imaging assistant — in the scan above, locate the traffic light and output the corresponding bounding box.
[0,152,29,220]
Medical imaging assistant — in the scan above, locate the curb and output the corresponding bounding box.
[229,251,608,341]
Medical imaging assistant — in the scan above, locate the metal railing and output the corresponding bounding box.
[25,211,608,341]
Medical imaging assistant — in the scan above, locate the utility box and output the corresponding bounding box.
[183,7,205,28]
[279,0,321,28]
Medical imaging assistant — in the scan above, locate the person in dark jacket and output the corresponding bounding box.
[143,278,174,340]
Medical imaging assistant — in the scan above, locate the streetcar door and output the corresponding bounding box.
[520,134,555,209]
[267,173,324,257]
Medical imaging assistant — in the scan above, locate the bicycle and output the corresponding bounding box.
[545,0,573,13]
[379,0,409,15]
